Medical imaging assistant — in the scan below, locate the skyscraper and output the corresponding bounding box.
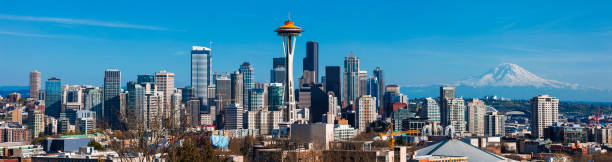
[302,41,319,84]
[356,95,376,132]
[212,72,230,85]
[343,53,360,107]
[83,87,102,113]
[30,70,41,100]
[267,83,284,111]
[373,67,384,112]
[215,75,232,112]
[325,66,341,105]
[240,62,254,111]
[275,18,303,123]
[443,98,466,133]
[230,71,243,106]
[137,74,155,86]
[155,70,175,118]
[358,70,368,97]
[270,57,286,84]
[467,98,486,136]
[309,84,328,123]
[127,81,145,129]
[530,94,559,138]
[440,86,456,100]
[225,104,243,129]
[45,77,62,118]
[104,69,121,129]
[191,46,212,106]
[248,89,265,111]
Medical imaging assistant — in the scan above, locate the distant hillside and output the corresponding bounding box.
[0,86,29,97]
[481,99,612,115]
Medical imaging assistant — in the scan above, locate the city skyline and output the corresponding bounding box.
[2,1,612,90]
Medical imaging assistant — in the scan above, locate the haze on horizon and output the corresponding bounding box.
[1,1,611,90]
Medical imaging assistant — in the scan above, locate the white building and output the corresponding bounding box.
[155,70,175,118]
[245,110,282,135]
[530,95,559,138]
[467,98,486,136]
[334,124,356,141]
[290,123,334,150]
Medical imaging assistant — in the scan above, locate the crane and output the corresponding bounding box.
[589,107,601,127]
[213,93,238,113]
[377,123,420,150]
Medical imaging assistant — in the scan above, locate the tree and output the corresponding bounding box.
[88,140,104,151]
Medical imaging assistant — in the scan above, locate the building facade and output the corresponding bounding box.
[530,95,559,138]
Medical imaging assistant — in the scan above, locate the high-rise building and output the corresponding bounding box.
[30,70,41,100]
[28,109,44,139]
[382,85,401,117]
[275,19,303,123]
[485,112,506,136]
[186,98,201,127]
[155,70,175,118]
[245,109,282,135]
[248,89,264,111]
[422,97,440,123]
[145,91,163,129]
[343,53,360,107]
[325,66,341,105]
[303,41,319,84]
[212,72,230,85]
[356,95,376,132]
[45,77,62,118]
[326,92,339,124]
[309,84,328,123]
[191,46,212,105]
[530,94,559,138]
[442,98,466,133]
[240,62,254,111]
[127,81,146,129]
[215,75,232,112]
[137,74,155,86]
[270,57,286,84]
[170,93,182,127]
[225,104,243,129]
[467,98,486,136]
[358,70,368,97]
[230,71,243,106]
[440,86,456,100]
[267,83,284,111]
[372,67,384,112]
[83,87,102,119]
[103,69,121,129]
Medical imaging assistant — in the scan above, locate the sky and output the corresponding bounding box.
[1,1,611,89]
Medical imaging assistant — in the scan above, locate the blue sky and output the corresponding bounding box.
[1,1,611,89]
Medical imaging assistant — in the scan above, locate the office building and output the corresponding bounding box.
[440,86,456,100]
[215,75,232,113]
[270,57,286,84]
[225,104,243,129]
[186,98,201,127]
[290,123,333,150]
[240,62,254,111]
[212,72,230,85]
[155,70,175,118]
[372,67,384,112]
[530,94,559,138]
[303,41,318,84]
[145,91,163,129]
[83,87,101,113]
[104,69,121,129]
[245,109,282,135]
[191,46,212,105]
[484,112,505,136]
[267,83,284,111]
[467,98,486,136]
[358,70,368,97]
[45,77,62,118]
[230,71,243,106]
[356,95,376,132]
[248,89,264,111]
[343,53,360,106]
[170,93,182,127]
[382,85,401,118]
[30,70,41,100]
[325,66,341,105]
[127,82,146,128]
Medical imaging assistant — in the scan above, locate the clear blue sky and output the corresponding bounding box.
[1,1,611,89]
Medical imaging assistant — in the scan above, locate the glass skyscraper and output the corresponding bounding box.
[104,69,121,129]
[45,77,62,118]
[191,46,212,106]
[240,62,254,110]
[267,83,284,111]
[343,53,360,106]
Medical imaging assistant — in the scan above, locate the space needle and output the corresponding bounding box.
[275,17,303,123]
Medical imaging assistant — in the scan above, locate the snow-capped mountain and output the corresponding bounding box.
[458,63,579,89]
[400,63,612,101]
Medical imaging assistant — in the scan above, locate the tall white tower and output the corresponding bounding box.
[275,18,303,122]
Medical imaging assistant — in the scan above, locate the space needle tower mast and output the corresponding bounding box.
[275,16,303,122]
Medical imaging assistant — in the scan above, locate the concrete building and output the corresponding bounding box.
[225,104,243,129]
[290,123,333,150]
[484,112,506,136]
[333,124,356,141]
[186,98,200,127]
[530,94,559,138]
[423,97,440,123]
[155,70,175,119]
[248,89,264,111]
[30,70,41,100]
[170,93,182,127]
[191,46,212,105]
[245,109,282,135]
[442,98,466,133]
[358,70,368,98]
[240,62,254,111]
[356,95,377,132]
[467,98,486,136]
